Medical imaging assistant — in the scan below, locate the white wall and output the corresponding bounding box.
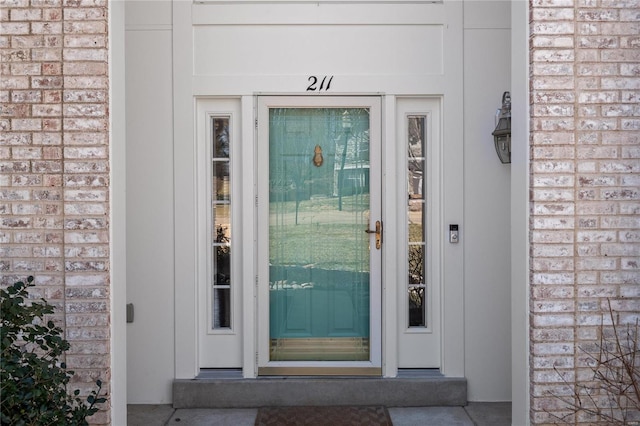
[463,1,512,401]
[125,0,175,404]
[123,0,513,404]
[511,0,531,422]
[110,0,128,422]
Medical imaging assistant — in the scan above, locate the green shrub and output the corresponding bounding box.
[1,276,106,426]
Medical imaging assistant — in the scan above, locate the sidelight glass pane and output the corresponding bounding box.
[408,117,425,200]
[408,285,426,327]
[408,205,423,243]
[408,244,424,285]
[407,115,427,328]
[408,117,424,158]
[213,162,230,201]
[268,107,371,361]
[213,205,230,238]
[214,246,231,285]
[213,118,230,158]
[212,116,232,330]
[213,288,231,328]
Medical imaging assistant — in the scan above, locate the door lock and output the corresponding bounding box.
[365,220,382,250]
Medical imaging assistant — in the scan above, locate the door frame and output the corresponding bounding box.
[173,0,465,381]
[196,98,244,369]
[255,95,383,375]
[395,97,442,369]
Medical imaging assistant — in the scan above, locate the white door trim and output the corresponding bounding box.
[395,97,443,369]
[195,98,244,368]
[174,0,465,381]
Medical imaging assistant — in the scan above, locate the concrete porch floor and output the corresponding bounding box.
[127,402,512,425]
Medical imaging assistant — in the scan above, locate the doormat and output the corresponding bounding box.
[255,406,393,426]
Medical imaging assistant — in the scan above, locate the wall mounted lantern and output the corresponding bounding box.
[492,91,511,164]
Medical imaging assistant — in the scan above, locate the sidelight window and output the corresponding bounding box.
[407,115,426,328]
[212,117,231,329]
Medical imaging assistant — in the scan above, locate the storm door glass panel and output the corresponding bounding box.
[407,115,426,328]
[269,108,371,361]
[212,117,231,329]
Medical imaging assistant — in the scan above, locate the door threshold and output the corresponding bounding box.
[197,369,243,379]
[258,366,382,376]
[397,368,443,378]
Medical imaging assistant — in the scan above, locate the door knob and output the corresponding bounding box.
[365,220,382,250]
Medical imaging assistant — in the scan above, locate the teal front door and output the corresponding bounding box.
[257,96,382,375]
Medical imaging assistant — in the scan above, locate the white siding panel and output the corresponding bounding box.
[125,0,172,29]
[194,25,444,77]
[126,29,175,404]
[463,26,512,401]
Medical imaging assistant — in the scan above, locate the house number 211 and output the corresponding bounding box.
[307,76,334,92]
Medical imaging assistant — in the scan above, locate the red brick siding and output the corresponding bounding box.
[530,0,640,423]
[0,0,110,423]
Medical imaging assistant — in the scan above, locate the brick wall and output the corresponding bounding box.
[530,0,639,423]
[0,0,110,423]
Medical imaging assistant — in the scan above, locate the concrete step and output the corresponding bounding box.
[173,375,467,409]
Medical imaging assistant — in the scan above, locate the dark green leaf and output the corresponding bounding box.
[0,276,107,424]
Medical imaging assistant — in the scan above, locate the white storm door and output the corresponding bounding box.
[197,98,243,368]
[397,97,442,369]
[256,96,382,375]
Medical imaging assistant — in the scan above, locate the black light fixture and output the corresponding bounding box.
[492,91,511,164]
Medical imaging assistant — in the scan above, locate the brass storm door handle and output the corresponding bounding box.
[365,220,382,250]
